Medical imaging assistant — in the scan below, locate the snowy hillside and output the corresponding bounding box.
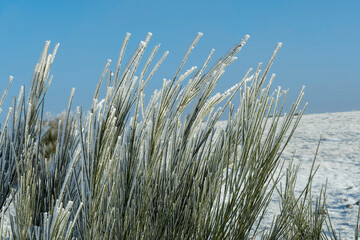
[280,110,360,238]
[212,110,360,238]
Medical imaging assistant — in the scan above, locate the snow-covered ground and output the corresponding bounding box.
[279,110,360,238]
[255,110,360,239]
[215,110,360,238]
[1,111,359,238]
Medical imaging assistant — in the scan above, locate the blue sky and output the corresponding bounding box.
[0,0,359,116]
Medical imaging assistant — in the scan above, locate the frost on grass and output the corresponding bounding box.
[0,33,354,239]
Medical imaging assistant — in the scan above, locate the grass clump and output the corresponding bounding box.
[0,32,349,239]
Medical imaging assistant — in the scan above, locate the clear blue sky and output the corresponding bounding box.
[0,0,359,116]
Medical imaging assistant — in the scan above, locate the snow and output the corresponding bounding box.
[214,110,360,238]
[1,110,359,238]
[279,110,360,238]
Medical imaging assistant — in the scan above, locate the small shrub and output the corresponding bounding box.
[0,32,349,239]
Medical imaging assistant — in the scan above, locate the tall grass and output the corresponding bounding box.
[0,32,349,239]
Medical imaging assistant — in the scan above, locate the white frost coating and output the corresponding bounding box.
[198,32,203,37]
[139,41,146,47]
[268,73,276,86]
[97,98,105,109]
[278,42,283,47]
[223,82,241,96]
[239,35,250,46]
[212,93,220,99]
[179,66,197,82]
[245,75,253,83]
[185,66,197,75]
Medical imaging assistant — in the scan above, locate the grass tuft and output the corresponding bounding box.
[0,33,353,239]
